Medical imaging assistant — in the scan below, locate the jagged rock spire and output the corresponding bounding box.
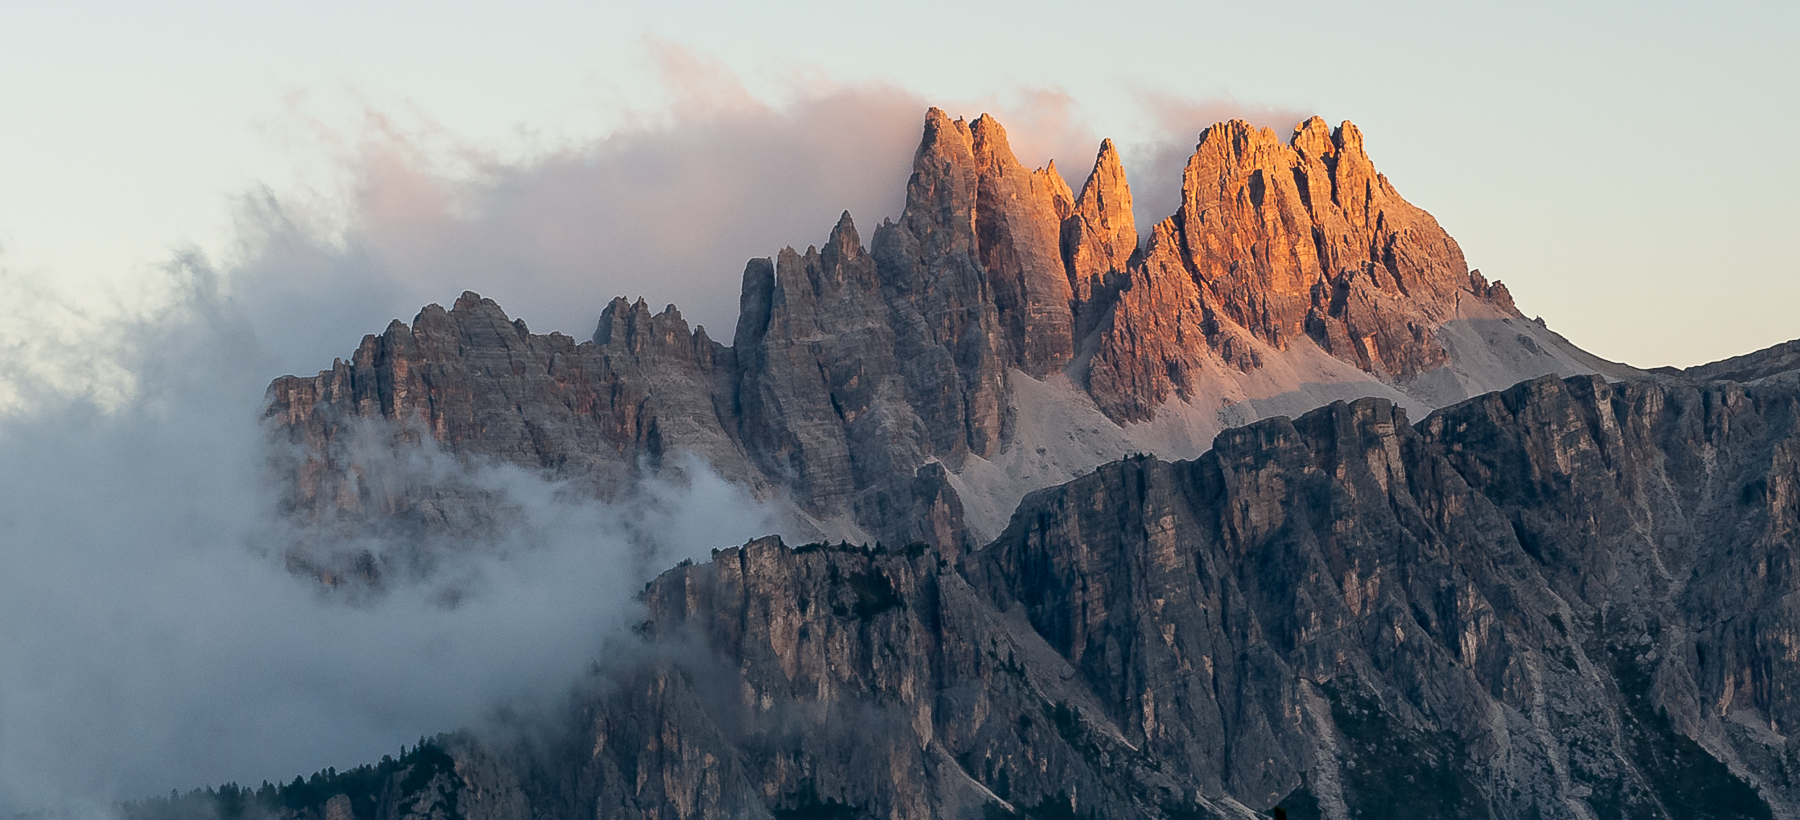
[1062,138,1138,340]
[967,112,1078,377]
[1161,117,1485,376]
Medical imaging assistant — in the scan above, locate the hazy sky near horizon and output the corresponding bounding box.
[3,1,1797,368]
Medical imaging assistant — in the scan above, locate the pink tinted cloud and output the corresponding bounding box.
[247,53,1309,348]
[301,77,1116,343]
[1122,92,1314,233]
[971,87,1100,186]
[315,54,928,339]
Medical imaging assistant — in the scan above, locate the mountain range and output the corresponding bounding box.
[265,108,1621,558]
[140,109,1800,819]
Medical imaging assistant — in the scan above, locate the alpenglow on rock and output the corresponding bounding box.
[266,107,1626,559]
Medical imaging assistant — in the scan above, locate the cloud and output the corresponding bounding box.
[1118,91,1314,233]
[0,43,1313,812]
[255,43,930,341]
[237,55,1146,350]
[0,263,145,416]
[226,52,1301,353]
[0,258,786,813]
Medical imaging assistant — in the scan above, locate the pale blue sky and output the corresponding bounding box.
[1,0,1795,367]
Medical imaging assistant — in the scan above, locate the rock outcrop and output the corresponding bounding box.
[217,373,1799,820]
[1085,117,1484,419]
[1680,337,1800,384]
[266,107,1623,561]
[1062,139,1136,340]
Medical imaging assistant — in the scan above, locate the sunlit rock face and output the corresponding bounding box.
[232,374,1800,819]
[267,108,1615,555]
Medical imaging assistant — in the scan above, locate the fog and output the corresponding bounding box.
[0,255,787,814]
[0,61,1304,812]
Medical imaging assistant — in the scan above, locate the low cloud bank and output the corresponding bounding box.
[253,55,1300,347]
[0,57,1304,812]
[0,260,785,814]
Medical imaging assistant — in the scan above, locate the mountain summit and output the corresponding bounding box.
[267,108,1625,558]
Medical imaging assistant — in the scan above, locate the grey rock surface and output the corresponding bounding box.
[1680,338,1800,384]
[229,373,1798,820]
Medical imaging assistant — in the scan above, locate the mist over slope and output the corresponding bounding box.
[0,74,1320,812]
[0,261,788,812]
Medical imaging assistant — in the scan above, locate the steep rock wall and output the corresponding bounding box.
[242,374,1799,820]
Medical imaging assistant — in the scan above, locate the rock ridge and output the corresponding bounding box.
[267,107,1613,554]
[1679,337,1800,384]
[228,373,1799,820]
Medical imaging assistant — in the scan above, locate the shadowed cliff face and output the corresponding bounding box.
[266,108,1606,554]
[215,374,1798,820]
[970,375,1800,819]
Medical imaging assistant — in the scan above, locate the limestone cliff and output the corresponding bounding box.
[217,373,1798,820]
[1087,117,1509,420]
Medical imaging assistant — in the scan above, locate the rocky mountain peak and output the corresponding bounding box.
[1062,137,1137,320]
[960,111,1079,377]
[823,209,862,261]
[1077,139,1131,223]
[968,112,1014,169]
[1042,159,1075,218]
[1165,114,1495,378]
[592,295,696,351]
[1289,114,1334,158]
[910,107,977,192]
[450,289,492,313]
[269,105,1614,554]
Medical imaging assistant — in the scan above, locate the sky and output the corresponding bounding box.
[0,0,1797,811]
[2,0,1795,371]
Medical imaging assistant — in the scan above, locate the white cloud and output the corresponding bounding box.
[260,44,930,340]
[0,253,784,814]
[0,50,1315,811]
